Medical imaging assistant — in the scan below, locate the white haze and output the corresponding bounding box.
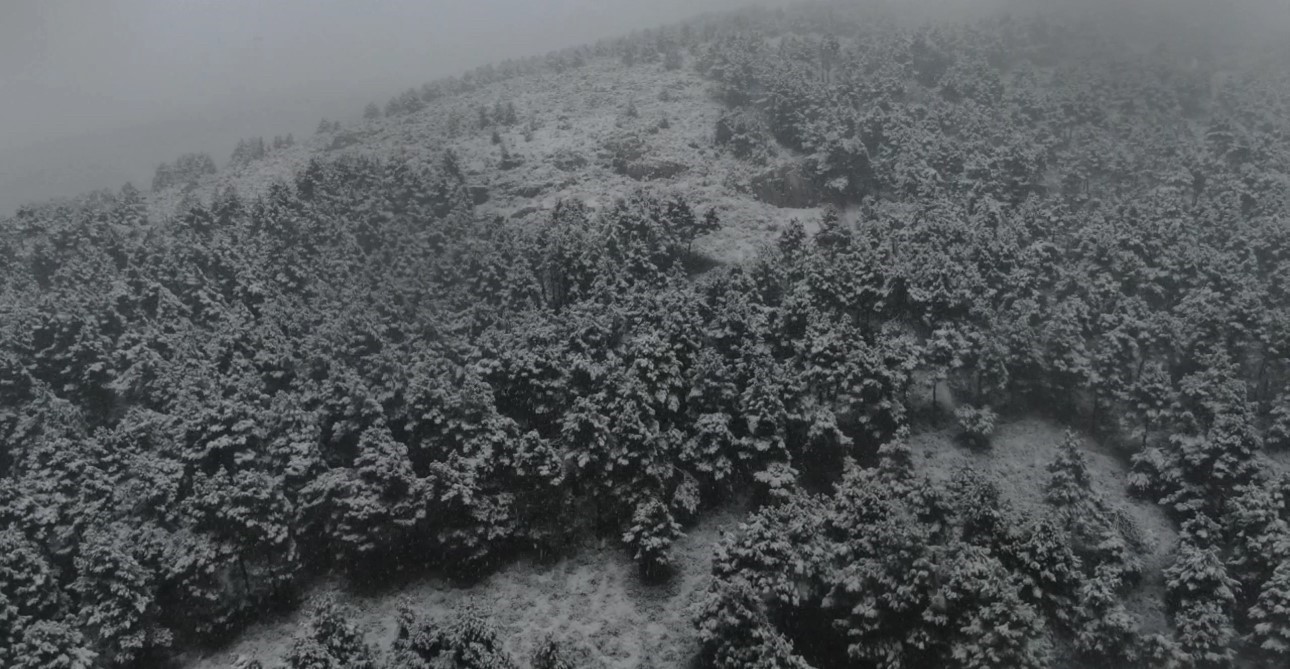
[0,0,1286,215]
[0,0,785,214]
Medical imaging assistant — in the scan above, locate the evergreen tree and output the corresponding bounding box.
[1249,556,1290,660]
[1165,542,1238,669]
[282,599,376,669]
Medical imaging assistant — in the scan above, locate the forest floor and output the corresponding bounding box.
[183,509,744,669]
[910,415,1179,636]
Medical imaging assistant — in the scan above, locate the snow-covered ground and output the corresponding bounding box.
[910,417,1178,635]
[182,510,742,669]
[151,55,818,265]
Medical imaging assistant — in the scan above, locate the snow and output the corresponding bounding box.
[148,55,816,266]
[181,510,743,669]
[909,416,1179,635]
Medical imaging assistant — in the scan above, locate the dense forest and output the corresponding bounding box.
[3,2,1290,668]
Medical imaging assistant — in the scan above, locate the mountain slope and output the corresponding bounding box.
[5,3,1290,669]
[152,56,812,266]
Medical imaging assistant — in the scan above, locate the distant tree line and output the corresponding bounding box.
[151,153,216,192]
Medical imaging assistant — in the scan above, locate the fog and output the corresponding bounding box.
[0,0,784,214]
[1,0,1286,215]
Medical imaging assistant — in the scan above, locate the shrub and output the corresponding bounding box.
[499,144,524,170]
[1164,543,1238,669]
[552,149,588,172]
[664,49,684,71]
[955,405,998,449]
[714,109,771,163]
[1249,559,1290,660]
[531,635,577,669]
[621,495,683,578]
[282,599,376,669]
[10,620,98,669]
[391,607,518,669]
[601,131,647,176]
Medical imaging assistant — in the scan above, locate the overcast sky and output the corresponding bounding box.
[0,0,783,212]
[1,0,803,150]
[3,0,1286,149]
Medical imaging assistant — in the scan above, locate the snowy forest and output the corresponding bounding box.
[3,2,1290,668]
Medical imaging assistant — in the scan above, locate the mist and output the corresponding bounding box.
[0,0,783,214]
[7,0,1290,666]
[2,0,1287,215]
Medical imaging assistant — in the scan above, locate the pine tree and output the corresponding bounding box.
[622,495,683,578]
[72,527,169,665]
[1165,542,1238,669]
[955,404,998,449]
[531,635,577,669]
[0,529,64,621]
[10,620,98,669]
[1249,556,1290,660]
[282,598,376,669]
[390,607,518,669]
